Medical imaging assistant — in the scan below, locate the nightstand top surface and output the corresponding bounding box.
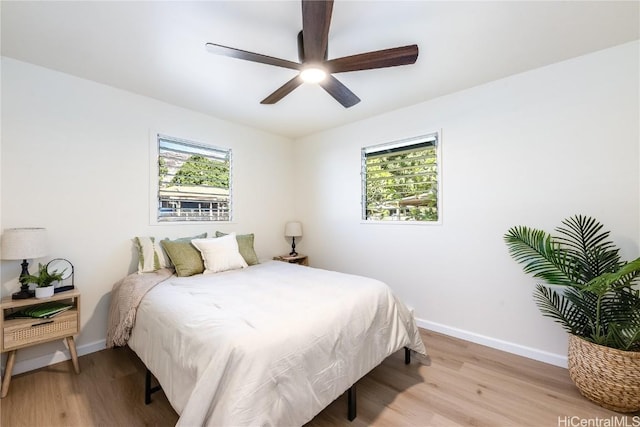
[274,254,307,260]
[1,289,80,309]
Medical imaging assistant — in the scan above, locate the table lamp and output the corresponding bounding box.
[284,222,302,257]
[1,227,48,299]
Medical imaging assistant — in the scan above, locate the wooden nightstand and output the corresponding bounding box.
[1,289,81,398]
[273,254,309,266]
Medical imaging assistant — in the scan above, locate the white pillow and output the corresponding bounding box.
[192,233,248,274]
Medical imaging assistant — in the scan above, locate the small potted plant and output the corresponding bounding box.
[25,263,65,298]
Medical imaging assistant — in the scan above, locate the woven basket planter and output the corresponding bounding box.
[568,334,640,413]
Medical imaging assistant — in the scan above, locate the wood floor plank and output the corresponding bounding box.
[1,329,637,426]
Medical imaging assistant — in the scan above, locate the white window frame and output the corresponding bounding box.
[361,131,442,225]
[149,132,233,225]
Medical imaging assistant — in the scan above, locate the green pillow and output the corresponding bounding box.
[215,231,259,266]
[161,233,207,277]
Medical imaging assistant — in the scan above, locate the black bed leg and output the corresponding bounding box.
[347,384,357,421]
[404,346,411,365]
[145,368,153,404]
[145,368,162,405]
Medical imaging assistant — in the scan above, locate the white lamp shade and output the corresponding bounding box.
[284,222,302,237]
[1,228,48,260]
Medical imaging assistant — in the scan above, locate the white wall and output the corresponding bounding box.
[1,58,294,371]
[293,41,640,366]
[1,40,638,374]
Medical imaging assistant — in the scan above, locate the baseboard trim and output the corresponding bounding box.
[416,318,568,368]
[6,339,107,376]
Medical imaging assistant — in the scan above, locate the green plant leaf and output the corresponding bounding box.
[504,226,577,286]
[23,262,65,287]
[533,285,587,335]
[584,258,640,295]
[555,215,621,283]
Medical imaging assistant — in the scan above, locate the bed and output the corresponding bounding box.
[108,259,426,426]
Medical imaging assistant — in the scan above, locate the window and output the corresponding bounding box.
[362,132,440,222]
[155,134,232,222]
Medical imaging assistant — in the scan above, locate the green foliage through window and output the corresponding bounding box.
[157,135,231,222]
[362,133,439,222]
[171,155,229,188]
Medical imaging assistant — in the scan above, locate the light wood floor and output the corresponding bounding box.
[1,329,637,426]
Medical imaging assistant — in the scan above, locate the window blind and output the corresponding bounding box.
[362,133,439,222]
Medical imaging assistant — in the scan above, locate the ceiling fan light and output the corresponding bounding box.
[300,67,327,84]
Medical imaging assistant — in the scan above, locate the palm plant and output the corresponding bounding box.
[504,215,640,351]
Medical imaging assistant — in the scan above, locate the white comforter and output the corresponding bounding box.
[128,261,426,427]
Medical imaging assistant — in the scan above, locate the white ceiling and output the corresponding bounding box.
[2,1,638,139]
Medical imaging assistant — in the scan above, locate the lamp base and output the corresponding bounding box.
[12,260,36,299]
[12,281,35,300]
[12,288,35,299]
[289,236,298,257]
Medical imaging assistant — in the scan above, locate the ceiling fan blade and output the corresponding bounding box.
[301,0,333,62]
[260,75,304,104]
[206,43,301,70]
[319,75,360,108]
[325,45,418,73]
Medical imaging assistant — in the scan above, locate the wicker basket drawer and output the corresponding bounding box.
[3,310,78,351]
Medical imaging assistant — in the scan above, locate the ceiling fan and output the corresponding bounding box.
[205,0,418,108]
